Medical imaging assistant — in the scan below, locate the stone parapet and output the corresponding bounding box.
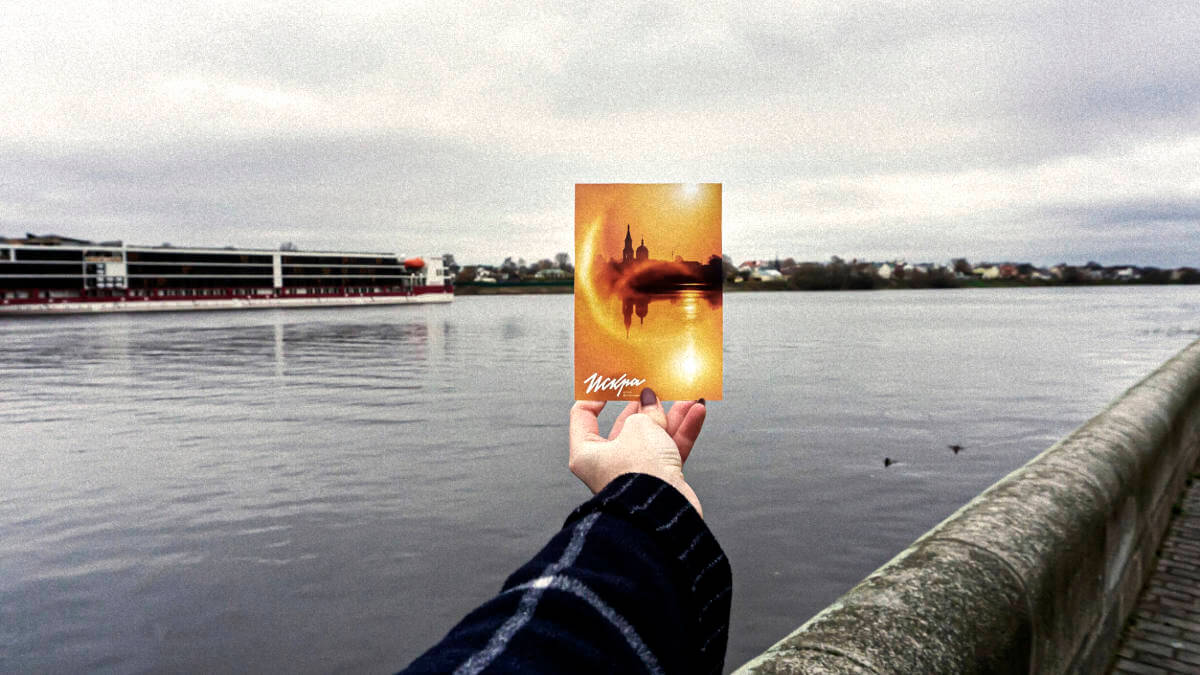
[737,338,1200,674]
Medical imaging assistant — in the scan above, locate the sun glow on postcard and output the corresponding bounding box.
[677,341,702,383]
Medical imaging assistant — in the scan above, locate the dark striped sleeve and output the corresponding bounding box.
[564,473,732,674]
[400,473,731,675]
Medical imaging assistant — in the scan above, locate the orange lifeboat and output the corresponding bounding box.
[403,257,425,270]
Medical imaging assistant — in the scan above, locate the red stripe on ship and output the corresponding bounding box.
[0,286,451,306]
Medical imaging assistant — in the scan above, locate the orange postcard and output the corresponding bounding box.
[575,183,723,401]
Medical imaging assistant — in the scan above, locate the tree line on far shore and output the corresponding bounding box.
[443,253,574,284]
[732,257,1200,291]
[442,253,1200,290]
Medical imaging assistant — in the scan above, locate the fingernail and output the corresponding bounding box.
[696,398,706,405]
[640,388,657,406]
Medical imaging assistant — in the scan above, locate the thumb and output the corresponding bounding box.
[638,387,668,429]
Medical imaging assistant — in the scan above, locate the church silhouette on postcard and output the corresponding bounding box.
[621,225,651,264]
[608,224,723,292]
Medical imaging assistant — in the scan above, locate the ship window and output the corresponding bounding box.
[0,248,9,260]
[126,250,272,264]
[17,248,84,261]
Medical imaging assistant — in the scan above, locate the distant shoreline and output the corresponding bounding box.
[454,279,1198,295]
[454,282,573,295]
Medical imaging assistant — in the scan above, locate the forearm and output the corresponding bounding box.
[401,474,731,674]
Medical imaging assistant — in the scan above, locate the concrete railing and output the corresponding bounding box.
[737,338,1200,674]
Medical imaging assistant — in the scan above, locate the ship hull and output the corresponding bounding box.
[0,287,452,315]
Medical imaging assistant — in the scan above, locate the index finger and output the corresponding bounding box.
[570,400,607,449]
[665,400,696,437]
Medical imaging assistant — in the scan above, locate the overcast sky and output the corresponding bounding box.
[2,1,1197,266]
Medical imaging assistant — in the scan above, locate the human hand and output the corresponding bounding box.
[569,388,707,517]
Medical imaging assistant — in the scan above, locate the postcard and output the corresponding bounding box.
[574,183,723,401]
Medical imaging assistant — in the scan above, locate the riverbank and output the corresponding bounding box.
[454,279,1199,295]
[453,281,573,295]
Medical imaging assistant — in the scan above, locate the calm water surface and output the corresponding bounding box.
[2,288,1198,672]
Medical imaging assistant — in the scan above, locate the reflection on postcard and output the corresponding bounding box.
[575,183,723,401]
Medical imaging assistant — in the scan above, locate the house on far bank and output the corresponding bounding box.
[534,268,569,280]
[973,263,1018,280]
[877,260,911,280]
[750,267,785,282]
[737,260,785,282]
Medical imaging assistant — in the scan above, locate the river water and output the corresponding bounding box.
[2,287,1198,672]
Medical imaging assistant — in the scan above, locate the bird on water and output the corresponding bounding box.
[948,444,964,454]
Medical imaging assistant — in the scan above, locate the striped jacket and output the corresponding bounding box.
[401,473,732,674]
